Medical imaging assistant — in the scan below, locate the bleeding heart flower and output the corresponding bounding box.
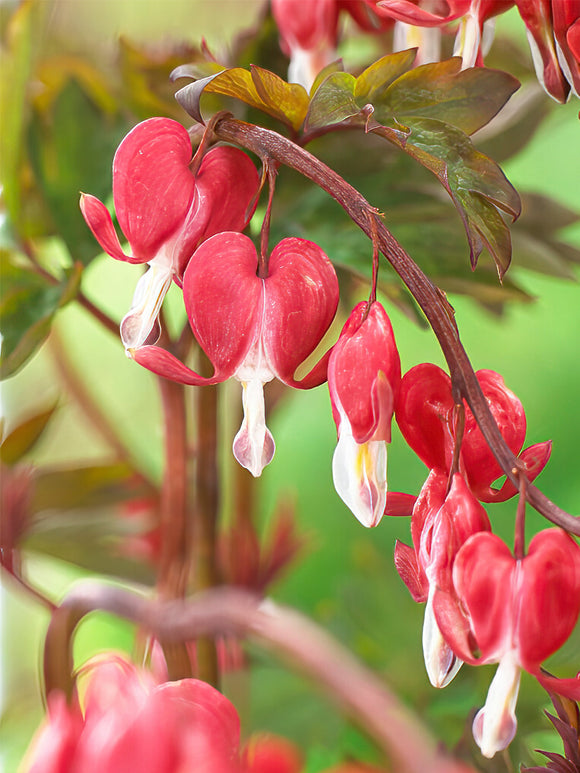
[132,232,339,477]
[328,300,400,527]
[440,529,580,758]
[22,654,243,773]
[515,0,578,102]
[395,363,552,502]
[80,117,259,350]
[394,470,490,687]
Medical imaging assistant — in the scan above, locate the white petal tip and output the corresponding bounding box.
[332,434,387,527]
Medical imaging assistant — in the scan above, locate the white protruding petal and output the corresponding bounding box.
[422,587,463,688]
[393,21,441,65]
[120,263,173,351]
[332,430,387,528]
[453,13,482,69]
[472,650,521,759]
[232,379,275,477]
[288,47,334,91]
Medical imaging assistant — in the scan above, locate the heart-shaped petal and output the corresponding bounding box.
[328,301,400,444]
[113,118,196,261]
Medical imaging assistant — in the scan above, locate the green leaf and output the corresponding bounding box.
[28,77,129,265]
[0,0,48,233]
[372,117,520,276]
[304,71,359,130]
[0,403,57,466]
[0,253,81,379]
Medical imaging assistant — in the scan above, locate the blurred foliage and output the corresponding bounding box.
[1,1,579,772]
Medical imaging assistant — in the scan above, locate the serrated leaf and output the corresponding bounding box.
[0,403,57,466]
[0,254,81,379]
[372,117,520,276]
[28,78,129,265]
[175,65,309,131]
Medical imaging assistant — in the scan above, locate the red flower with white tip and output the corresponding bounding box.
[441,529,580,758]
[328,300,400,527]
[395,363,552,502]
[394,470,490,687]
[132,232,339,477]
[80,117,259,351]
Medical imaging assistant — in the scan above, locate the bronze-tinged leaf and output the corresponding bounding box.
[0,404,57,466]
[0,255,82,380]
[376,58,520,135]
[354,49,418,102]
[250,65,310,130]
[309,59,345,96]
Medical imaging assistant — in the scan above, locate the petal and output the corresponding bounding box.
[518,0,571,102]
[476,440,552,502]
[422,588,463,688]
[394,539,428,602]
[328,301,400,444]
[183,232,263,376]
[113,118,196,260]
[472,651,521,758]
[375,0,467,27]
[130,345,226,386]
[119,264,173,350]
[395,363,455,472]
[263,238,339,386]
[385,491,417,518]
[173,146,260,279]
[452,532,516,661]
[462,370,527,495]
[232,379,275,477]
[271,0,339,52]
[332,429,387,527]
[80,194,143,264]
[517,529,580,669]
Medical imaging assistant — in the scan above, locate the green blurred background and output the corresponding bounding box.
[1,1,579,771]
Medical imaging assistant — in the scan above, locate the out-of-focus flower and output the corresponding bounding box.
[516,0,580,101]
[395,363,552,503]
[328,300,400,527]
[394,470,490,687]
[242,733,303,773]
[375,0,513,67]
[81,117,259,350]
[22,655,243,772]
[441,529,580,758]
[132,232,339,477]
[271,0,393,89]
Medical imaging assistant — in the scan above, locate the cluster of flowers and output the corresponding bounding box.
[272,0,580,100]
[24,653,381,773]
[80,108,580,760]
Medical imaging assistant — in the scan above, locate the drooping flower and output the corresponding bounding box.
[394,470,490,687]
[395,363,552,503]
[132,232,339,477]
[80,117,259,350]
[22,655,243,773]
[440,529,580,758]
[515,0,580,101]
[375,0,513,67]
[328,300,400,527]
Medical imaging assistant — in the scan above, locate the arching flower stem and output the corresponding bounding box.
[207,114,579,535]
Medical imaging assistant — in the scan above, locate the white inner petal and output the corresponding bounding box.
[120,263,173,351]
[332,425,387,528]
[422,587,463,689]
[232,378,275,477]
[472,650,521,759]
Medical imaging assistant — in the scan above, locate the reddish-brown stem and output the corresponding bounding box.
[43,582,469,773]
[258,158,278,278]
[1,564,57,612]
[156,373,193,679]
[192,359,220,685]
[448,402,465,488]
[211,116,579,535]
[514,473,527,561]
[368,215,380,306]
